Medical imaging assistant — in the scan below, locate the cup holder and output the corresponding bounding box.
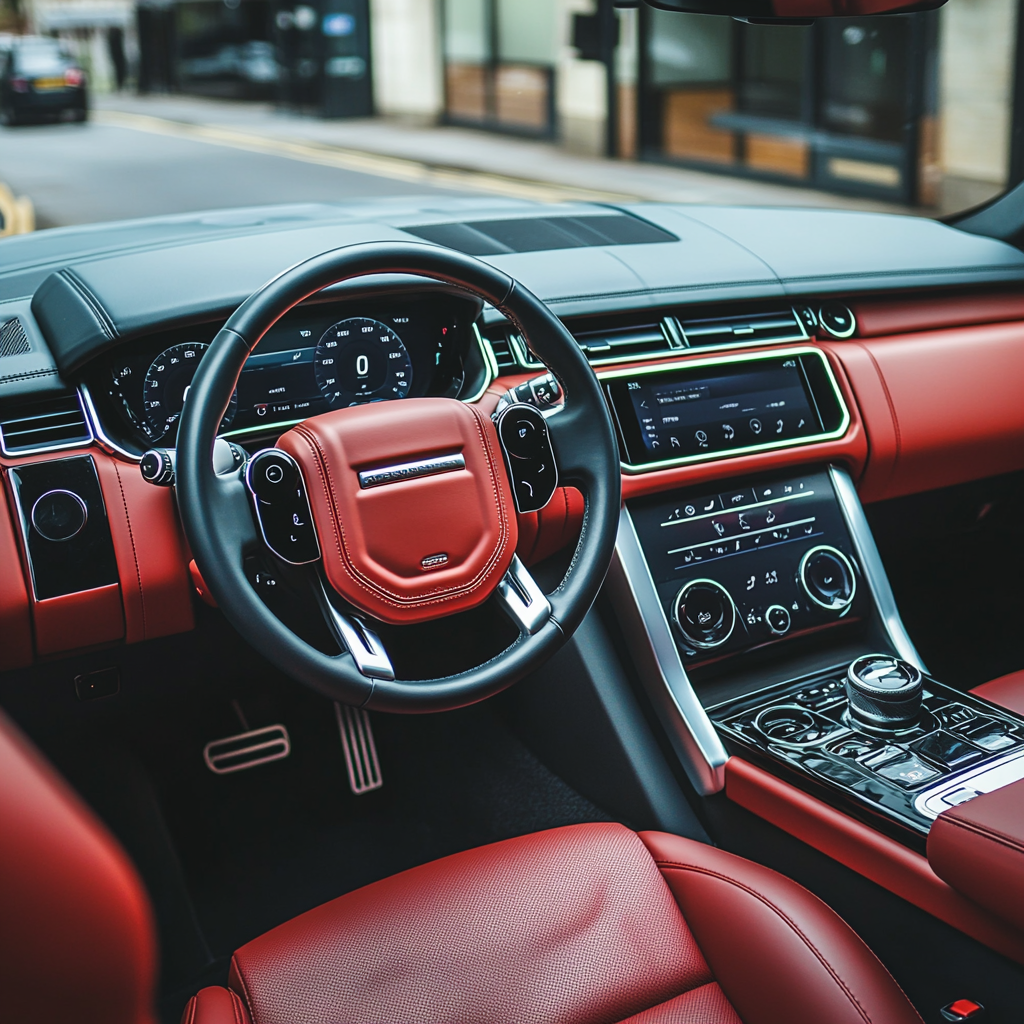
[755,705,835,746]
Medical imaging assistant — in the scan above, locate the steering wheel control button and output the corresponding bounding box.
[495,403,557,514]
[799,545,856,611]
[765,604,791,635]
[673,578,736,649]
[846,654,924,732]
[817,303,857,339]
[30,489,88,542]
[245,449,321,565]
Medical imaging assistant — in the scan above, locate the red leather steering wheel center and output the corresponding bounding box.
[278,398,518,625]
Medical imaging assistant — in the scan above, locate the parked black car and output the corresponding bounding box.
[0,36,87,125]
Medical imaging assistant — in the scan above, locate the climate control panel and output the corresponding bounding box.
[629,468,868,660]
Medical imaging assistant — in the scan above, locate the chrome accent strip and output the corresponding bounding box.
[508,318,683,371]
[599,346,850,474]
[495,554,551,635]
[828,465,926,672]
[914,747,1024,820]
[80,383,140,462]
[464,322,498,402]
[798,544,857,612]
[0,388,95,459]
[607,506,728,794]
[358,453,466,489]
[203,725,291,774]
[335,703,384,794]
[672,578,737,649]
[316,579,396,680]
[223,417,304,442]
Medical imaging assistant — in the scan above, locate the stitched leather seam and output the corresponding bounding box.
[61,268,118,341]
[112,461,146,637]
[183,996,196,1024]
[859,343,901,492]
[655,860,879,1024]
[0,368,60,382]
[230,955,257,1022]
[940,814,1024,856]
[294,411,510,609]
[230,990,246,1024]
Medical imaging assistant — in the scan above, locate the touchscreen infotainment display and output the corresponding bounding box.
[605,355,824,466]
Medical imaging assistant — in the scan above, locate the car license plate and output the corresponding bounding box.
[34,77,66,91]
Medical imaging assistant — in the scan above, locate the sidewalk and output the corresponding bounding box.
[95,93,913,214]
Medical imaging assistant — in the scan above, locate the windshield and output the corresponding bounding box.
[0,1,1015,232]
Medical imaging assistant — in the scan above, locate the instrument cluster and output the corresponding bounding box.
[94,294,481,450]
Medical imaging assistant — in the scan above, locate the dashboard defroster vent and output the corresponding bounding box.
[678,308,808,350]
[0,392,92,456]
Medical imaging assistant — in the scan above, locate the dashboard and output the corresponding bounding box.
[89,293,484,452]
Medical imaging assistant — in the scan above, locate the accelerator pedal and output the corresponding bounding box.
[203,724,291,775]
[335,703,383,795]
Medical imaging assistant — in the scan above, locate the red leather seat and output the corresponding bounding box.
[0,709,923,1024]
[185,822,923,1024]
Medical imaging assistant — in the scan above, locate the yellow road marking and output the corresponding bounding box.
[94,110,639,205]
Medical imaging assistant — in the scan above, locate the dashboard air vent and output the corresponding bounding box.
[678,308,808,349]
[0,317,30,358]
[0,393,92,455]
[508,318,680,369]
[487,334,519,374]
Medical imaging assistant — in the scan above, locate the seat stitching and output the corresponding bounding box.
[941,814,1024,855]
[655,860,884,1024]
[183,995,196,1024]
[231,990,247,1024]
[231,955,258,1023]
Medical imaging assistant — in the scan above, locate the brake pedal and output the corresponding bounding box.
[335,703,383,794]
[203,724,291,774]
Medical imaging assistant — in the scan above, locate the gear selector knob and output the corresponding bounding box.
[846,654,923,731]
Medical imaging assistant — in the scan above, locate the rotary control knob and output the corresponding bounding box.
[30,489,88,542]
[846,654,923,731]
[799,545,856,611]
[673,579,736,649]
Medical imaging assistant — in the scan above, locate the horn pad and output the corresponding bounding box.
[278,399,518,624]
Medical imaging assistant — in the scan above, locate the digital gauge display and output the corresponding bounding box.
[314,317,414,407]
[142,342,237,441]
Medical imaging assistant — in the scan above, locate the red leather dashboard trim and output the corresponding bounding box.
[725,757,1024,965]
[516,486,584,566]
[33,583,124,657]
[0,478,32,670]
[94,455,194,643]
[852,290,1024,338]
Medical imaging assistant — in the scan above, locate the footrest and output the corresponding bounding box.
[203,724,291,774]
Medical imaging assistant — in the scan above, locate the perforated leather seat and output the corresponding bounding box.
[0,709,923,1024]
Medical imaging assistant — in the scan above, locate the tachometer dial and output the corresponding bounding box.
[142,342,237,441]
[314,317,413,408]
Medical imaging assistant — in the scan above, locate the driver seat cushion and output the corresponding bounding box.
[182,822,923,1024]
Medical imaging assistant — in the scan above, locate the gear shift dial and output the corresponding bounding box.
[846,654,923,731]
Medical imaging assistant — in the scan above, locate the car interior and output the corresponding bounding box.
[4,3,1024,1023]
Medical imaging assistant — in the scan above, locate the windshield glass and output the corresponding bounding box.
[0,1,1014,232]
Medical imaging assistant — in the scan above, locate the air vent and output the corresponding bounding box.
[508,318,681,369]
[487,334,519,374]
[405,214,677,255]
[0,318,30,358]
[678,308,808,349]
[0,392,92,455]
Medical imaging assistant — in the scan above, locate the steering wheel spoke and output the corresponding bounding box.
[495,555,552,635]
[313,573,396,681]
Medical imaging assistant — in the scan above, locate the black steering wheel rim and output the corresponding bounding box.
[176,241,621,712]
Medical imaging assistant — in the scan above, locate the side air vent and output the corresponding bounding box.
[406,214,677,255]
[677,308,808,349]
[0,317,30,358]
[0,392,92,456]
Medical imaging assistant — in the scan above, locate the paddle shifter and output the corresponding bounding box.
[845,654,924,732]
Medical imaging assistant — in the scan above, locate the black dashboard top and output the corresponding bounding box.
[2,197,1022,388]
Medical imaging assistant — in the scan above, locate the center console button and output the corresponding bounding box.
[828,736,880,759]
[911,730,985,770]
[799,545,856,611]
[755,706,819,744]
[874,755,939,788]
[860,744,906,768]
[673,579,736,649]
[766,604,791,635]
[960,719,1020,752]
[846,654,924,731]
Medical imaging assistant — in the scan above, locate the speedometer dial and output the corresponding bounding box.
[314,317,413,408]
[142,342,237,441]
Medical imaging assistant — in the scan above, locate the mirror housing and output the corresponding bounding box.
[639,0,946,17]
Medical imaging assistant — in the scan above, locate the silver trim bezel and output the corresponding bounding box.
[798,544,857,611]
[818,305,857,340]
[672,577,737,650]
[464,321,498,402]
[79,383,140,462]
[606,506,728,794]
[30,489,88,542]
[0,389,94,459]
[598,346,851,474]
[828,465,926,672]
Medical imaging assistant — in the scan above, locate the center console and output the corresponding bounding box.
[598,348,1024,847]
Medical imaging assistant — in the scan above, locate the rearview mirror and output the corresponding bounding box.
[639,0,946,18]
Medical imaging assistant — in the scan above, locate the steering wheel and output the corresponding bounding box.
[176,242,621,712]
